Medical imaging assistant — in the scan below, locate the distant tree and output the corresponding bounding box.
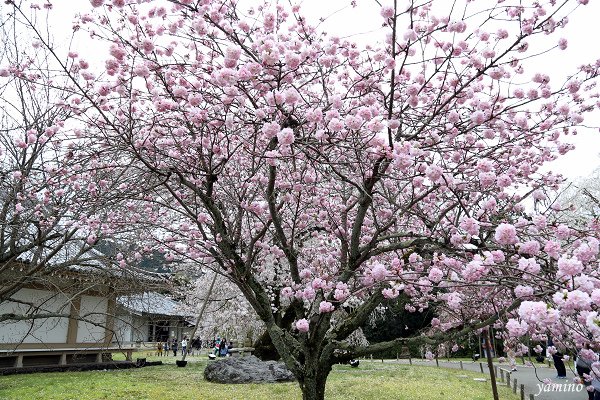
[556,167,600,226]
[362,295,434,355]
[0,10,155,334]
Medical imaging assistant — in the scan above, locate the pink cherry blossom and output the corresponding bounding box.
[371,263,388,281]
[494,223,518,245]
[319,301,335,313]
[380,6,395,19]
[277,128,295,146]
[296,319,309,333]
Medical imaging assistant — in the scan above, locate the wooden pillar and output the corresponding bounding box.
[104,296,116,345]
[15,354,23,368]
[96,352,103,363]
[66,296,82,344]
[59,353,67,365]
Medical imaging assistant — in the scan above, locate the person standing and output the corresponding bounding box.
[591,362,600,400]
[172,339,178,357]
[507,348,517,372]
[213,338,221,356]
[576,347,595,400]
[181,337,188,356]
[156,341,163,357]
[219,337,227,357]
[163,341,169,356]
[547,341,567,379]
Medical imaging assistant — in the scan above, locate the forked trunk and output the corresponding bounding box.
[298,357,331,400]
[299,373,328,400]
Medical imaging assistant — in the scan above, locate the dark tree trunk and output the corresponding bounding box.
[299,369,329,400]
[298,354,332,400]
[253,329,280,361]
[254,305,297,361]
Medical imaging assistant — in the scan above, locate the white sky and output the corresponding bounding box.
[299,0,600,182]
[46,0,600,182]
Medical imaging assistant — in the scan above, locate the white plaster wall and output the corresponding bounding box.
[0,288,70,344]
[113,313,133,344]
[76,295,108,343]
[130,315,147,342]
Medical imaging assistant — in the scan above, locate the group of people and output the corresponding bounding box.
[213,337,229,357]
[154,337,232,357]
[506,342,600,400]
[155,337,195,357]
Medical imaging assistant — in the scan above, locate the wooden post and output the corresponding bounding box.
[479,362,484,373]
[66,296,82,345]
[529,395,535,400]
[513,378,517,394]
[59,353,67,366]
[485,327,500,400]
[500,369,504,382]
[520,384,525,400]
[104,296,116,345]
[15,355,23,368]
[506,373,511,387]
[396,352,399,361]
[494,365,498,377]
[409,356,412,365]
[436,357,439,368]
[460,360,463,370]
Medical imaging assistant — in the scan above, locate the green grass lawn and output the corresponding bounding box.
[0,356,520,400]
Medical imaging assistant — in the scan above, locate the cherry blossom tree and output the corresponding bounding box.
[181,269,263,343]
[0,9,155,331]
[557,166,600,225]
[11,0,600,398]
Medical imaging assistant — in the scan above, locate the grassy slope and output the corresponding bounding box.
[0,357,520,400]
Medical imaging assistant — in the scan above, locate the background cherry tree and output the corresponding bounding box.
[179,269,263,344]
[0,7,158,332]
[10,0,600,398]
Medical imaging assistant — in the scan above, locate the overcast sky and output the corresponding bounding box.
[298,0,600,182]
[48,0,600,182]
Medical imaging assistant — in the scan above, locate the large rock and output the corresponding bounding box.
[203,355,296,383]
